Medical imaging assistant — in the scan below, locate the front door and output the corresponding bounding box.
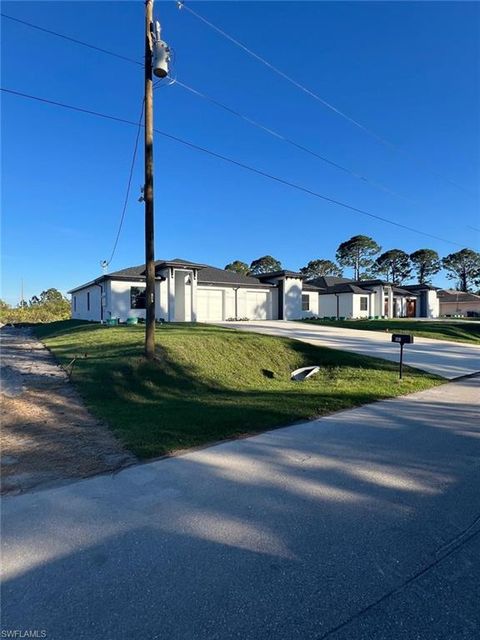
[406,299,416,318]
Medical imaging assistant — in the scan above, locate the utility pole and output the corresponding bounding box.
[144,0,156,359]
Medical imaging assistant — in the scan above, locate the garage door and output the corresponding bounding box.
[246,291,270,320]
[197,289,224,322]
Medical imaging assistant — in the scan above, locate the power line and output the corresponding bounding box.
[1,13,142,66]
[0,88,143,267]
[1,87,469,249]
[2,11,419,205]
[177,1,476,198]
[168,77,413,203]
[104,99,145,267]
[2,87,141,126]
[154,130,467,249]
[2,10,400,201]
[177,2,388,144]
[6,9,475,201]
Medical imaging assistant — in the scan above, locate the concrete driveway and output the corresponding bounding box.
[2,376,479,639]
[224,320,480,379]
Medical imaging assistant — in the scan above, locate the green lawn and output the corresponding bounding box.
[302,318,480,345]
[34,320,443,458]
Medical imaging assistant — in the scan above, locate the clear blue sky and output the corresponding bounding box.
[2,1,479,304]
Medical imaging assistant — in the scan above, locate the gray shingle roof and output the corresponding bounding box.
[257,270,303,280]
[438,290,480,302]
[319,283,373,295]
[108,258,205,278]
[197,266,273,287]
[108,260,272,287]
[402,283,439,292]
[393,286,417,296]
[307,276,352,289]
[303,283,325,292]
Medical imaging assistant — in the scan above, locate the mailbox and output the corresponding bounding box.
[391,334,414,345]
[391,334,414,379]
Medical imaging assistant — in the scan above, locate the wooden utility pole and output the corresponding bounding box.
[144,0,156,359]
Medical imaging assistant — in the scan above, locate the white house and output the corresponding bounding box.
[69,259,305,323]
[437,289,480,317]
[309,276,440,319]
[69,259,440,323]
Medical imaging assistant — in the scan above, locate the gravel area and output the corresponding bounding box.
[1,327,136,494]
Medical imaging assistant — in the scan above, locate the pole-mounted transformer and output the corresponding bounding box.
[152,20,170,78]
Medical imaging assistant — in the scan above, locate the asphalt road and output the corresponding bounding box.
[2,377,479,640]
[223,320,480,379]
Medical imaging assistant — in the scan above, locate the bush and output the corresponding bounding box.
[0,290,70,325]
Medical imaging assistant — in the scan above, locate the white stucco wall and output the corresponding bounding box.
[108,279,163,322]
[426,290,439,318]
[352,293,372,319]
[109,280,145,321]
[162,268,199,322]
[439,300,480,316]
[371,285,384,317]
[283,277,303,320]
[301,292,319,318]
[318,294,337,318]
[71,284,102,322]
[393,297,405,318]
[318,293,353,318]
[158,277,168,321]
[338,294,354,318]
[386,286,394,319]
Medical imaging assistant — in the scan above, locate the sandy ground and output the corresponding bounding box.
[1,327,136,495]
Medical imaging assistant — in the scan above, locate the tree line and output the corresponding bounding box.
[0,288,70,324]
[225,236,480,292]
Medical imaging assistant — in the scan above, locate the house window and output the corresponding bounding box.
[302,294,310,311]
[360,296,368,311]
[73,296,77,311]
[130,286,146,309]
[87,292,90,311]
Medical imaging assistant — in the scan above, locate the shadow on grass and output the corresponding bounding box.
[28,320,442,458]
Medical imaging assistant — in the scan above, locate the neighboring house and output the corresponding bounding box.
[437,289,480,317]
[306,277,439,319]
[69,258,440,323]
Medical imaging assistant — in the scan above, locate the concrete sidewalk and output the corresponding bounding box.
[224,320,480,379]
[2,376,479,639]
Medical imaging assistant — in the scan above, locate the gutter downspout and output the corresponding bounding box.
[335,293,339,319]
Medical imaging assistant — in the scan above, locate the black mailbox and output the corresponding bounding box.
[391,334,414,345]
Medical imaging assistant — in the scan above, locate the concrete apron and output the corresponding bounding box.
[221,320,480,379]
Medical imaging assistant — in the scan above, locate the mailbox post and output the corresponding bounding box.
[391,334,414,379]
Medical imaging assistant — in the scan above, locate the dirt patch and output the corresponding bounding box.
[1,327,136,495]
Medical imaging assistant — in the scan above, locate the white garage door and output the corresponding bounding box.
[197,289,224,322]
[246,291,270,320]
